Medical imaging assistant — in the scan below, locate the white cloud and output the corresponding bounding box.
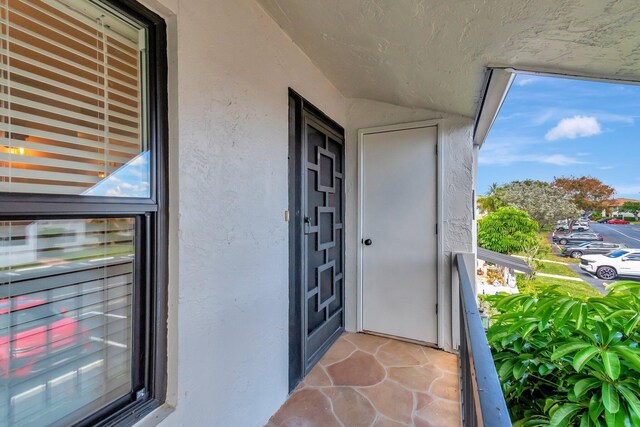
[479,134,591,166]
[479,152,588,166]
[595,112,634,124]
[598,166,614,170]
[545,116,602,141]
[515,76,541,87]
[539,154,586,166]
[614,184,640,195]
[128,154,148,166]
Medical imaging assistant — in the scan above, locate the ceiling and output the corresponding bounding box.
[257,0,640,117]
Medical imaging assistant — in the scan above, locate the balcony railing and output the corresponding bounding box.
[454,252,511,427]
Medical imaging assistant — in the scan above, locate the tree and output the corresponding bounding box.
[552,176,615,212]
[500,180,582,229]
[477,182,505,214]
[621,201,640,221]
[477,207,539,254]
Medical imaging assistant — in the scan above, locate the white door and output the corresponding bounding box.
[361,125,438,344]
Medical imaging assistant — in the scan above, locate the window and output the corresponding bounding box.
[607,250,629,258]
[0,1,166,426]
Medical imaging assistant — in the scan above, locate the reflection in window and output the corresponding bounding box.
[0,218,134,426]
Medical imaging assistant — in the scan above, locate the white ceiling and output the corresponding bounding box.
[256,0,640,117]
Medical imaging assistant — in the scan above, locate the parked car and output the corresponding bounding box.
[0,297,88,379]
[580,249,640,280]
[607,218,630,225]
[560,242,627,259]
[597,217,613,223]
[552,232,603,245]
[555,221,589,232]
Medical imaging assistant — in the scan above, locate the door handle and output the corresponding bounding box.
[363,239,372,246]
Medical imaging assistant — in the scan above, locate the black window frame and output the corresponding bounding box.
[0,0,168,425]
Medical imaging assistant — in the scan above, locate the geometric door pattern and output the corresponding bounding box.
[303,116,345,372]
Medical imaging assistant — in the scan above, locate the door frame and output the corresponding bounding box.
[356,120,445,349]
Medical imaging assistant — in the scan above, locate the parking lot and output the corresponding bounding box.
[589,222,640,248]
[555,221,640,291]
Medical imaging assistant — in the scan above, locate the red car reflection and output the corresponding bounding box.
[0,297,87,378]
[607,219,630,225]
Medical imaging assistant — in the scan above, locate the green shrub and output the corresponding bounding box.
[486,281,640,426]
[478,207,539,254]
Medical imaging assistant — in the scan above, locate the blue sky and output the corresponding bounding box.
[478,74,640,198]
[83,151,150,198]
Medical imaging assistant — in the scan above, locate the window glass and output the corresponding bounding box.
[0,0,149,197]
[607,250,629,258]
[0,218,135,425]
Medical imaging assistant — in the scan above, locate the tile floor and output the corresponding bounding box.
[267,332,461,427]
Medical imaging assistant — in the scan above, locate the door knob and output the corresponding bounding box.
[363,239,372,246]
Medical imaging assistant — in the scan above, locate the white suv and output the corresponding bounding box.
[580,249,640,280]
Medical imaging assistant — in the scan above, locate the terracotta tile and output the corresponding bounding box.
[388,366,438,391]
[376,340,429,367]
[423,347,459,373]
[413,416,437,427]
[415,392,434,411]
[371,416,406,427]
[304,365,332,387]
[415,400,462,427]
[268,333,461,427]
[319,337,357,366]
[326,351,386,386]
[323,387,376,427]
[344,333,390,353]
[269,389,341,427]
[360,379,414,424]
[431,372,460,401]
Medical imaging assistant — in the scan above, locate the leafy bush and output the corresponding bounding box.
[478,207,539,254]
[486,282,640,427]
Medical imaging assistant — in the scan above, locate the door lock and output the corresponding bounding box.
[363,239,372,246]
[304,217,311,234]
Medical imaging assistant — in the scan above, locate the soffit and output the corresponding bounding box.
[257,0,640,117]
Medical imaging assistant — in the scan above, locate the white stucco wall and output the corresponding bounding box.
[137,0,346,426]
[344,99,474,351]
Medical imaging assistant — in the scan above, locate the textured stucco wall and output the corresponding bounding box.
[344,99,474,352]
[258,0,640,117]
[138,0,346,426]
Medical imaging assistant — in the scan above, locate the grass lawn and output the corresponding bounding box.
[2,244,132,271]
[516,273,602,299]
[535,260,579,278]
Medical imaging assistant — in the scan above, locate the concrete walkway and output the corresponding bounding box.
[512,255,569,265]
[536,272,583,282]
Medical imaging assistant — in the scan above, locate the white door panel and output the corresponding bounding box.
[361,126,438,344]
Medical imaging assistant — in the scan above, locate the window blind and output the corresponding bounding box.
[0,218,134,426]
[0,0,147,195]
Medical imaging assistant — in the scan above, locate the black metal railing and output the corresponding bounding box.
[455,253,511,427]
